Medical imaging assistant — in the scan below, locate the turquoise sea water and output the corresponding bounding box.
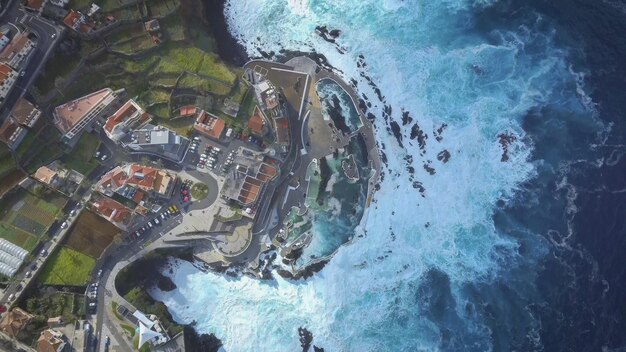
[149,0,621,351]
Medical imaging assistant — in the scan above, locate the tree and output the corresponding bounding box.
[33,184,45,197]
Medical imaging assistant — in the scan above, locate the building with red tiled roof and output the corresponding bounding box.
[194,110,225,140]
[63,10,94,33]
[247,105,267,137]
[91,196,133,229]
[0,62,17,104]
[222,148,279,209]
[24,0,44,11]
[97,166,128,192]
[104,99,151,142]
[0,307,33,338]
[0,32,35,70]
[127,164,174,197]
[273,116,289,146]
[54,88,124,144]
[0,116,27,149]
[10,97,41,128]
[36,329,66,352]
[177,105,196,118]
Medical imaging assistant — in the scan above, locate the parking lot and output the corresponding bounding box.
[183,132,265,177]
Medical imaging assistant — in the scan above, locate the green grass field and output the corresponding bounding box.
[0,189,61,252]
[62,133,100,175]
[39,247,96,286]
[0,223,39,251]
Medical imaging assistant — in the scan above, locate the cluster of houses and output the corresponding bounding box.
[0,307,72,352]
[0,26,40,149]
[91,163,176,229]
[0,27,36,105]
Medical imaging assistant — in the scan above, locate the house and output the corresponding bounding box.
[33,165,60,186]
[193,110,225,140]
[96,166,128,193]
[91,195,134,230]
[53,88,125,144]
[176,105,196,118]
[126,124,190,163]
[273,115,289,146]
[32,161,85,196]
[0,32,35,70]
[0,116,27,149]
[0,62,17,104]
[24,0,45,11]
[144,19,160,33]
[0,307,33,338]
[37,329,66,352]
[255,80,279,110]
[10,97,42,128]
[222,148,278,208]
[247,105,267,137]
[126,164,175,198]
[104,99,152,142]
[46,316,64,327]
[0,32,10,53]
[63,10,94,33]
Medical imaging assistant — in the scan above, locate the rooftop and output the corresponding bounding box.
[247,105,266,136]
[25,0,44,10]
[0,62,16,82]
[274,116,289,145]
[194,110,225,140]
[177,105,196,117]
[104,99,151,140]
[0,307,33,338]
[98,166,128,191]
[0,117,26,147]
[92,196,132,224]
[0,32,33,65]
[222,149,278,206]
[37,329,66,352]
[63,10,93,33]
[33,166,59,185]
[10,97,41,127]
[54,88,113,134]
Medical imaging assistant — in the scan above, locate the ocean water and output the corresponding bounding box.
[150,0,626,350]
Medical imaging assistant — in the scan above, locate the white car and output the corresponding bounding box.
[101,155,108,161]
[95,151,101,158]
[61,221,68,229]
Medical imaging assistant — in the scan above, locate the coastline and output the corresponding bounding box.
[199,0,250,66]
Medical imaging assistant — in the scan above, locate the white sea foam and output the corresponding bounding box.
[150,1,596,350]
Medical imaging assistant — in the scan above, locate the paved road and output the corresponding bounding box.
[0,2,63,119]
[92,169,219,351]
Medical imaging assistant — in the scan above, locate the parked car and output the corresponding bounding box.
[97,269,103,278]
[25,271,31,278]
[101,155,108,161]
[40,249,47,257]
[160,213,166,220]
[154,218,160,225]
[60,221,68,229]
[147,222,154,228]
[95,151,101,158]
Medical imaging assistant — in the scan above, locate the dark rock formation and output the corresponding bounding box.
[298,327,313,352]
[437,149,451,163]
[497,132,517,162]
[389,121,403,148]
[183,325,223,352]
